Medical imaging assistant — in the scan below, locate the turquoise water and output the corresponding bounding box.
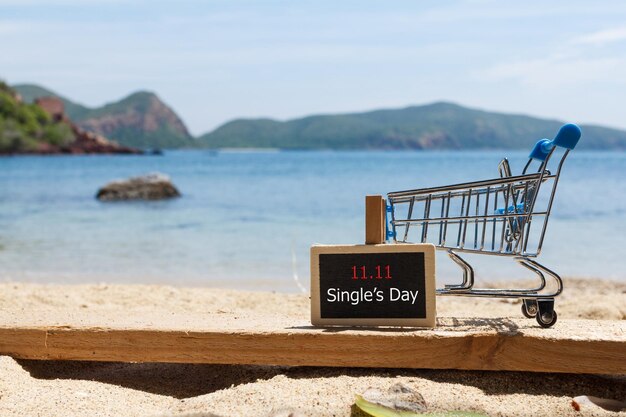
[0,150,624,291]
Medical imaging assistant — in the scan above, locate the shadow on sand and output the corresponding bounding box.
[17,358,626,401]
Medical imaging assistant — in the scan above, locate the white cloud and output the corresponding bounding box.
[479,53,626,88]
[574,26,626,45]
[0,21,33,34]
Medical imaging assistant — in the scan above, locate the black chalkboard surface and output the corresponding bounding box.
[311,244,436,327]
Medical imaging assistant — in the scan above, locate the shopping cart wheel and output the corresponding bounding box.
[536,310,557,328]
[521,299,538,318]
[536,299,557,328]
[535,298,556,328]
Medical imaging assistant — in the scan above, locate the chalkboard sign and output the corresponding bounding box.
[311,244,436,327]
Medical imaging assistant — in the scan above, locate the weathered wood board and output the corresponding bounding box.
[0,311,624,374]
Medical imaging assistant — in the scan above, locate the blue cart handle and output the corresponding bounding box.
[529,123,581,161]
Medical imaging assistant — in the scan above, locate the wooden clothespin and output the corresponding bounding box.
[365,195,386,244]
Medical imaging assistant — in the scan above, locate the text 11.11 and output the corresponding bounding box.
[351,265,392,280]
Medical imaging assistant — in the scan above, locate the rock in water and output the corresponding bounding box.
[96,173,181,201]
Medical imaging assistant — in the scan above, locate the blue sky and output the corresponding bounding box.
[1,0,626,135]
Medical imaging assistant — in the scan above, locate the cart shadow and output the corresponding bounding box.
[436,317,523,333]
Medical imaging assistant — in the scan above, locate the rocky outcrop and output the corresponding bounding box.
[33,97,143,155]
[64,125,142,154]
[96,173,181,201]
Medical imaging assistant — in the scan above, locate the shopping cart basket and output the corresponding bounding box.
[386,124,581,327]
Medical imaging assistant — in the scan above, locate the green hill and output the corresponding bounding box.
[0,82,74,153]
[198,102,626,150]
[13,84,195,149]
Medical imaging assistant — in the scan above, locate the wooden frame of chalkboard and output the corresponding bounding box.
[311,244,436,327]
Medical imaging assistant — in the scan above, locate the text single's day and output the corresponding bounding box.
[326,287,420,306]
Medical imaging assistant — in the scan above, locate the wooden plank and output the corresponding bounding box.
[365,195,385,244]
[0,310,624,374]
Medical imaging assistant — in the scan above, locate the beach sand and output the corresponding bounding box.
[0,278,624,417]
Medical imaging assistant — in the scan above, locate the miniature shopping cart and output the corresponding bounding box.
[386,124,581,328]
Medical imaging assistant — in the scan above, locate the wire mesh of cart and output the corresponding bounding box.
[386,124,582,327]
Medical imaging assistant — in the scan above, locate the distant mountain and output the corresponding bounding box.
[12,84,626,151]
[198,102,626,150]
[13,84,195,149]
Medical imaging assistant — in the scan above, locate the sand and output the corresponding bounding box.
[0,278,624,417]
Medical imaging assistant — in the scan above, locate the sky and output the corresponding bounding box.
[1,0,626,135]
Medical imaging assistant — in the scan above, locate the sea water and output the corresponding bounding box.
[0,150,624,291]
